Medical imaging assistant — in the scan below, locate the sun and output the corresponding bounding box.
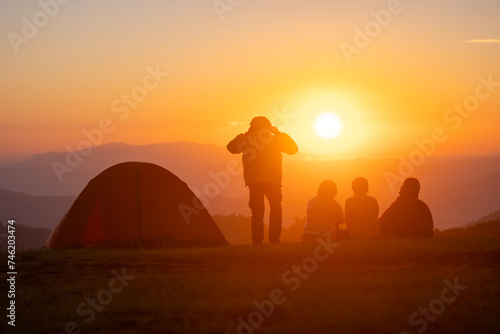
[313,112,343,139]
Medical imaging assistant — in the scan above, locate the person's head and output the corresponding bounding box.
[399,178,420,197]
[317,180,337,199]
[249,116,272,134]
[352,177,369,194]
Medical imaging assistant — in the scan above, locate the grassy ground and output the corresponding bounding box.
[2,237,499,334]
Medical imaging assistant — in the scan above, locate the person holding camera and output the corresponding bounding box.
[227,116,298,244]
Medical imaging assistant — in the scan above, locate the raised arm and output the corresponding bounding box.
[227,133,247,154]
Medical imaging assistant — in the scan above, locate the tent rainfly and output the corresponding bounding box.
[45,162,228,248]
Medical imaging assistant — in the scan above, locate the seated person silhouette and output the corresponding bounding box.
[379,178,434,238]
[302,180,344,242]
[345,177,381,239]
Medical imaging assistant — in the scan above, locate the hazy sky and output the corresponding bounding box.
[1,0,499,157]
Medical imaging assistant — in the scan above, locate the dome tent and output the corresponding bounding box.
[45,162,228,249]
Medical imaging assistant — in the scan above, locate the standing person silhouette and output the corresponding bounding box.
[345,177,381,239]
[227,117,298,244]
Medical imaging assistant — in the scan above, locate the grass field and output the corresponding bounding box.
[2,237,500,334]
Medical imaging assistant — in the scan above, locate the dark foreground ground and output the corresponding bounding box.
[1,237,499,334]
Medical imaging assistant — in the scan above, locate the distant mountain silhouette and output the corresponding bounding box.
[0,154,31,166]
[0,220,51,251]
[435,219,500,238]
[0,142,237,196]
[423,170,500,228]
[284,155,500,230]
[1,142,500,230]
[0,189,75,229]
[477,210,500,223]
[456,210,500,229]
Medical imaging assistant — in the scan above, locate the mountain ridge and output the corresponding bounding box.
[1,141,500,231]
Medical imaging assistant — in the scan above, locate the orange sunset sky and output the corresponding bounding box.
[1,0,499,158]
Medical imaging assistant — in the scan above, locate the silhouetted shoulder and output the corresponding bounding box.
[346,194,378,209]
[417,199,434,236]
[274,132,298,155]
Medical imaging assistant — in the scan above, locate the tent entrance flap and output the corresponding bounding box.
[81,202,105,245]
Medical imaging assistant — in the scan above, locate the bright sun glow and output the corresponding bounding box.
[284,89,366,156]
[313,112,343,139]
